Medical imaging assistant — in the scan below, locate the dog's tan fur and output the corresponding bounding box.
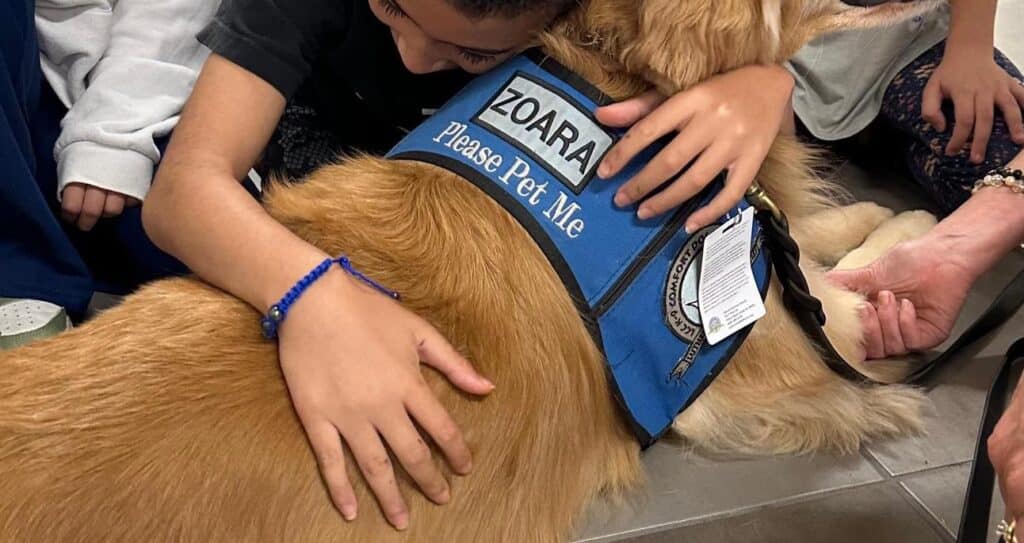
[0,1,942,540]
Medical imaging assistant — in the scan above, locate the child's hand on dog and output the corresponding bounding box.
[594,64,795,233]
[276,268,495,530]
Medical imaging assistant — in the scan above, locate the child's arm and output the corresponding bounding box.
[36,0,217,231]
[595,64,795,232]
[923,0,1024,163]
[145,55,492,529]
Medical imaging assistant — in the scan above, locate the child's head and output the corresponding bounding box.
[369,0,573,74]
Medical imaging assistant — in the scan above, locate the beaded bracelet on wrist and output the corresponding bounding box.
[260,256,400,340]
[973,167,1024,195]
[998,518,1019,543]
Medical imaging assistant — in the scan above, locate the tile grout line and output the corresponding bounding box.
[885,459,976,480]
[860,447,974,541]
[579,473,969,543]
[588,454,977,543]
[896,481,958,542]
[576,476,902,543]
[894,466,973,543]
[859,446,897,480]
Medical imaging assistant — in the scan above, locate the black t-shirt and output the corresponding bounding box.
[198,0,473,153]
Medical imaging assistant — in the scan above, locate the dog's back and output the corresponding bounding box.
[0,158,641,541]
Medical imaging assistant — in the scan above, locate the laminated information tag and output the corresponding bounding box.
[698,207,766,345]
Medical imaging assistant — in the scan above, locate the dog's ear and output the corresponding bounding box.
[781,0,945,59]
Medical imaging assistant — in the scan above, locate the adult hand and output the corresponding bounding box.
[826,236,973,359]
[989,369,1024,528]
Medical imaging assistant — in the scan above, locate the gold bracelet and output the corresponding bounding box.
[973,169,1024,195]
[998,519,1019,543]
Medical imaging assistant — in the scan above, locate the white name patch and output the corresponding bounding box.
[473,73,613,193]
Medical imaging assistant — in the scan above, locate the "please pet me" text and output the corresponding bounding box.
[433,121,586,239]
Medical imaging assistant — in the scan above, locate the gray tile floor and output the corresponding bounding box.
[577,4,1024,539]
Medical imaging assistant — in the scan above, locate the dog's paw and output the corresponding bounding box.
[886,210,938,240]
[839,201,896,231]
[835,209,937,270]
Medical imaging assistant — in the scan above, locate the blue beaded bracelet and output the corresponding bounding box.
[260,256,401,339]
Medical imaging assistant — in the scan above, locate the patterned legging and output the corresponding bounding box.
[878,40,1023,215]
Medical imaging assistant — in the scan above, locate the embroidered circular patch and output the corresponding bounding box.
[663,225,716,343]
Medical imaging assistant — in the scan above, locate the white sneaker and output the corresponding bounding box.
[0,298,72,350]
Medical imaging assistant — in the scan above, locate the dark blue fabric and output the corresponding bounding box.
[1,0,93,316]
[879,40,1024,215]
[387,54,772,444]
[0,0,188,318]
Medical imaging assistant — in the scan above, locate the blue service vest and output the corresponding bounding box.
[387,52,772,446]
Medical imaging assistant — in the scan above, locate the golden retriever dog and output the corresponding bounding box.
[0,0,943,540]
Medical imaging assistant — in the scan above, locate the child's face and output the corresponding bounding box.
[368,0,554,74]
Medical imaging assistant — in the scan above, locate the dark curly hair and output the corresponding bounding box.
[449,0,577,19]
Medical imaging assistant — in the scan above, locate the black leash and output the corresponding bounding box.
[957,337,1024,543]
[755,209,875,383]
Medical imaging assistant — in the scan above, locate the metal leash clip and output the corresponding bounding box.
[745,183,784,225]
